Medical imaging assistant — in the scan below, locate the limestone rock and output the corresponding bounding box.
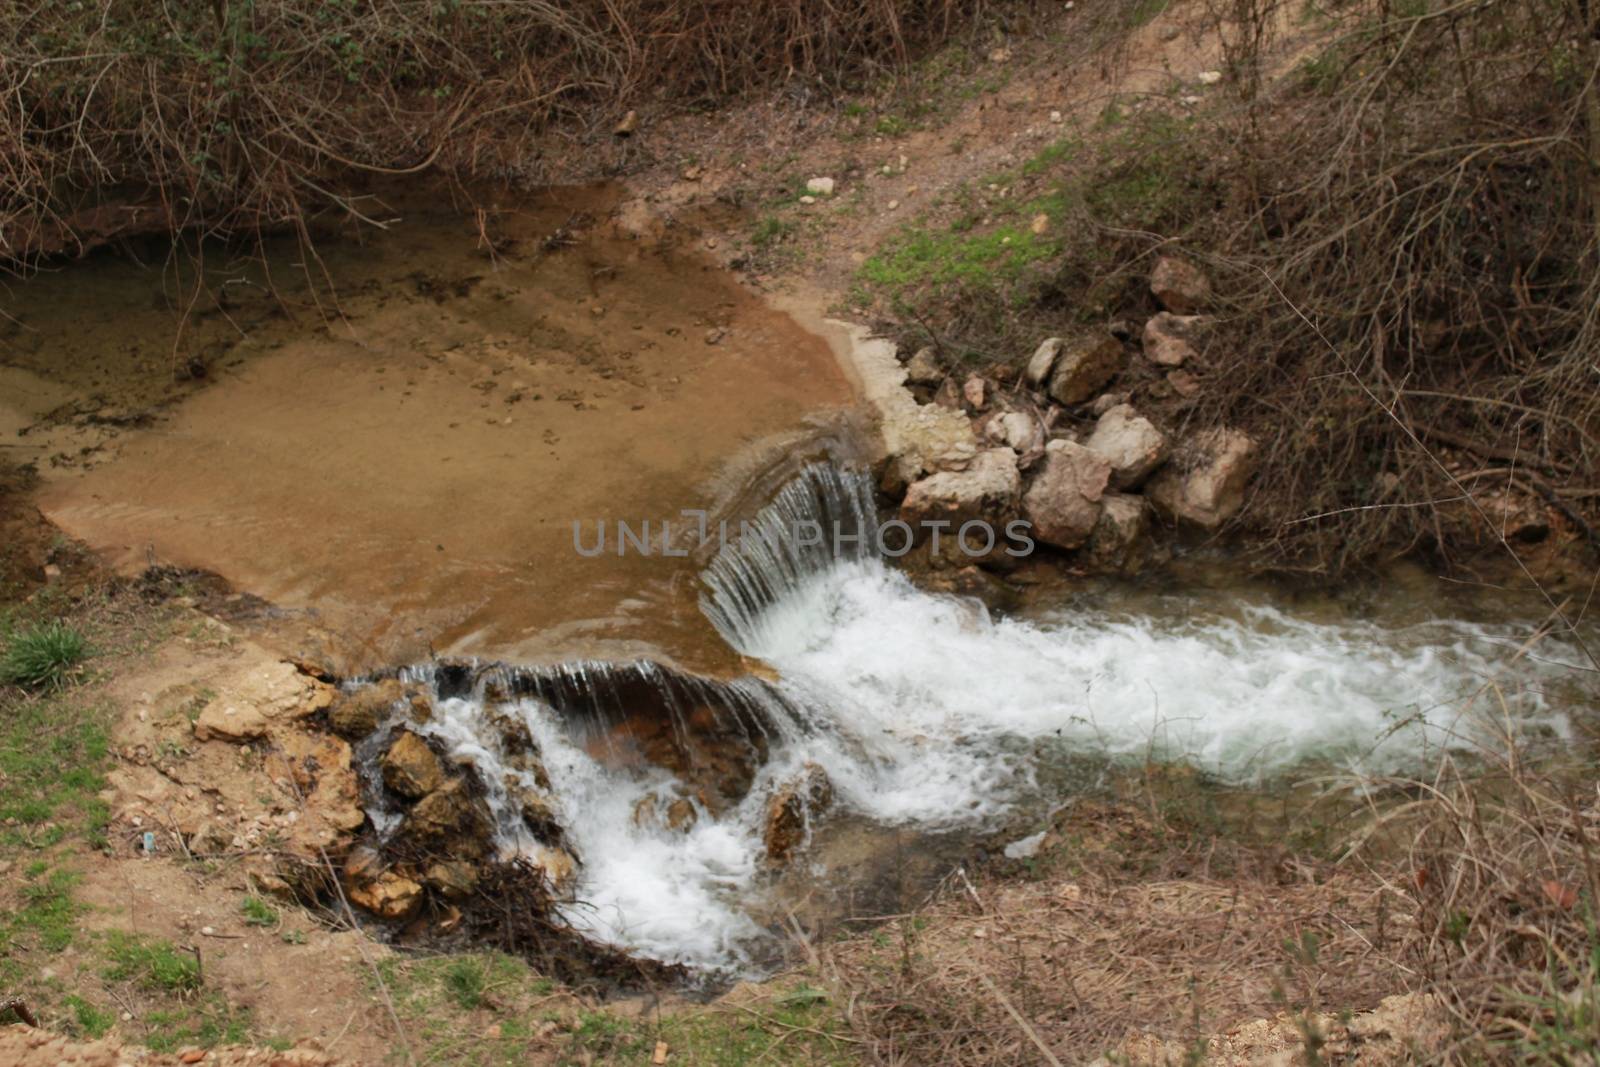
[1142,312,1209,366]
[381,731,444,800]
[529,846,577,895]
[406,780,484,845]
[193,700,268,743]
[763,763,834,865]
[265,731,366,857]
[1091,391,1130,416]
[1150,256,1211,313]
[1025,337,1065,387]
[347,869,423,920]
[962,375,987,411]
[1146,428,1258,528]
[1047,335,1126,406]
[328,678,404,739]
[986,411,1038,452]
[1085,404,1169,489]
[1086,493,1150,572]
[805,176,836,196]
[900,448,1021,529]
[903,346,943,386]
[1021,440,1112,549]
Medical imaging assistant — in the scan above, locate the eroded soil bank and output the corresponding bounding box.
[6,184,855,677]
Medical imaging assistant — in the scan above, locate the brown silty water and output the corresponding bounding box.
[4,185,858,675]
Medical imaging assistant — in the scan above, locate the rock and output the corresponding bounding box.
[1091,391,1129,416]
[1021,440,1112,549]
[1047,335,1126,406]
[665,797,698,832]
[1086,493,1151,572]
[805,176,835,196]
[264,731,366,856]
[1142,312,1208,366]
[1146,428,1258,528]
[1149,256,1211,313]
[528,846,577,895]
[763,763,833,865]
[903,346,943,386]
[347,869,423,920]
[1196,69,1223,85]
[1167,368,1201,397]
[613,110,638,136]
[328,678,404,739]
[900,448,1021,529]
[933,377,964,410]
[632,794,659,828]
[422,859,478,899]
[505,777,561,839]
[406,780,481,843]
[1024,337,1064,388]
[986,411,1038,452]
[962,375,987,411]
[381,731,445,800]
[1085,404,1169,489]
[187,821,234,856]
[193,700,268,743]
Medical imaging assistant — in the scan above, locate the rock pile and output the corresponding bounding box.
[888,257,1258,575]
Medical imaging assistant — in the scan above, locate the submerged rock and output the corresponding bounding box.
[763,763,834,865]
[381,730,445,800]
[1146,428,1258,528]
[1021,440,1112,549]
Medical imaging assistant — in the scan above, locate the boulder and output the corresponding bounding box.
[1085,404,1169,489]
[1146,428,1258,528]
[405,780,483,843]
[1086,494,1151,572]
[900,448,1021,529]
[328,678,404,739]
[763,763,834,865]
[1047,335,1126,406]
[1021,440,1112,549]
[1142,312,1209,366]
[1149,256,1211,313]
[903,346,943,386]
[985,411,1038,452]
[381,731,445,800]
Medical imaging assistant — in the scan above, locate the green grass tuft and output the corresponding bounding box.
[1,620,89,689]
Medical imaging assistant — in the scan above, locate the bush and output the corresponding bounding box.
[0,621,88,690]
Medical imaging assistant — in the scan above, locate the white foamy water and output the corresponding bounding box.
[373,466,1579,972]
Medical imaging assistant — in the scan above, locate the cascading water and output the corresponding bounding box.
[359,461,1579,973]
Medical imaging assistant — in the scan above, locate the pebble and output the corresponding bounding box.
[799,195,816,205]
[201,925,216,936]
[887,200,900,211]
[1197,70,1223,85]
[805,176,835,196]
[1049,110,1063,123]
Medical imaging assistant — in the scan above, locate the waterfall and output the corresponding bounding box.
[353,461,1579,974]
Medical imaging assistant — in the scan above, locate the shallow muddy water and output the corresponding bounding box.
[7,186,854,674]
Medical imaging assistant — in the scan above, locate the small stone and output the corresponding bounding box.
[200,926,215,936]
[962,375,987,411]
[798,195,816,205]
[1168,368,1202,397]
[1197,70,1223,85]
[903,346,943,386]
[805,176,836,196]
[1086,404,1168,489]
[704,327,726,345]
[1030,213,1050,235]
[1047,335,1126,406]
[1149,256,1211,314]
[1143,312,1209,366]
[1049,110,1063,123]
[613,110,638,136]
[1021,440,1111,549]
[681,164,703,181]
[887,199,900,210]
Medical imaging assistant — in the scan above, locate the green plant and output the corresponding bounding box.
[0,621,88,689]
[240,896,279,928]
[103,933,202,992]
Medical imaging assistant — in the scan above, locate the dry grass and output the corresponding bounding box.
[0,0,992,262]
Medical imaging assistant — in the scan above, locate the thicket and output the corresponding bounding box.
[1,0,986,260]
[873,0,1600,573]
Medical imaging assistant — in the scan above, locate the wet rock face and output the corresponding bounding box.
[764,763,834,866]
[380,730,445,799]
[328,678,404,738]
